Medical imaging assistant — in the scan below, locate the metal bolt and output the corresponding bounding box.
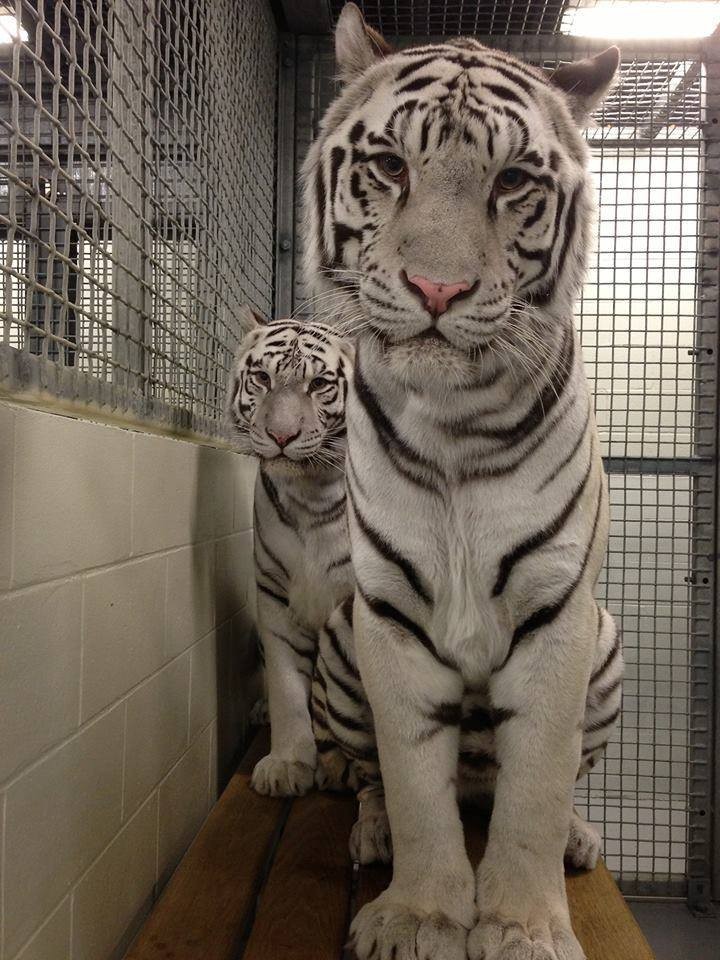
[280,238,291,252]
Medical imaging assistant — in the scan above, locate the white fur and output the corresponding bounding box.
[227,320,355,796]
[301,10,623,960]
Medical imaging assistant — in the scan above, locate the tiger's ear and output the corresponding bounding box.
[239,303,266,331]
[335,3,392,84]
[549,47,620,124]
[338,337,356,366]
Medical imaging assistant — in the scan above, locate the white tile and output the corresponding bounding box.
[131,433,200,555]
[0,581,82,783]
[215,531,254,626]
[165,543,215,660]
[0,403,15,592]
[81,556,167,721]
[12,410,132,586]
[158,725,213,887]
[209,720,218,802]
[188,630,219,740]
[3,706,124,956]
[216,608,261,785]
[71,795,157,960]
[123,655,190,818]
[233,455,257,532]
[196,444,236,539]
[10,898,71,960]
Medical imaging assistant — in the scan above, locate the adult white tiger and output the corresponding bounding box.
[226,307,354,797]
[301,6,624,960]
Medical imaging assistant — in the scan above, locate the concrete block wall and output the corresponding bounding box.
[0,401,259,960]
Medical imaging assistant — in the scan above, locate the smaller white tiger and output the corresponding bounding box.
[227,306,354,796]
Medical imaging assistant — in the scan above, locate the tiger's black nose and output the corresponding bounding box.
[267,428,300,449]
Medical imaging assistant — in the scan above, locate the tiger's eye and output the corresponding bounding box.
[255,370,271,387]
[309,376,330,392]
[495,167,529,192]
[376,153,407,181]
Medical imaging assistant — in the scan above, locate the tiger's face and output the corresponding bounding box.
[227,312,353,471]
[302,5,618,388]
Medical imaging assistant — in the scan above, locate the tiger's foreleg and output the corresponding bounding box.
[250,592,317,797]
[468,590,597,960]
[348,595,474,960]
[313,600,393,863]
[566,606,623,872]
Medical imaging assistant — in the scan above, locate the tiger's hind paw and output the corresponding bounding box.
[564,812,601,871]
[249,698,269,726]
[315,748,360,793]
[349,808,392,864]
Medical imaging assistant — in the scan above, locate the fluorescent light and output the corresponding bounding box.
[0,13,28,43]
[563,1,720,39]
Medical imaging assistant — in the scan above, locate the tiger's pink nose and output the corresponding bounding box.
[404,274,473,316]
[267,428,300,449]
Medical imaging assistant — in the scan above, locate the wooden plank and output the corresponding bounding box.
[125,728,290,960]
[355,811,655,960]
[243,791,357,960]
[567,863,655,960]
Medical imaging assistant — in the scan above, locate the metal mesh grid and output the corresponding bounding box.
[329,0,720,37]
[0,0,278,436]
[290,33,718,902]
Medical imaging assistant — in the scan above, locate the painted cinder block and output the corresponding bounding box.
[71,795,158,960]
[188,629,220,741]
[3,706,124,956]
[81,555,167,721]
[0,403,15,592]
[165,542,216,660]
[0,580,82,783]
[11,898,71,960]
[123,655,191,818]
[12,409,132,587]
[157,724,213,888]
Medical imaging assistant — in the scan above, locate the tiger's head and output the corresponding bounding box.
[302,3,618,389]
[226,307,353,473]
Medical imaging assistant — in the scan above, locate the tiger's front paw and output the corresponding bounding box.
[468,912,585,960]
[349,892,470,960]
[349,807,392,864]
[250,755,315,797]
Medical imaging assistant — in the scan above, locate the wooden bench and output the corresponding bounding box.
[126,729,655,960]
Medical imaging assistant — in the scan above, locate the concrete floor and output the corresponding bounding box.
[629,901,720,960]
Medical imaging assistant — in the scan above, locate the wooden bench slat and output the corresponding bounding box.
[567,863,654,960]
[242,791,357,960]
[357,812,655,960]
[127,731,655,960]
[125,728,290,960]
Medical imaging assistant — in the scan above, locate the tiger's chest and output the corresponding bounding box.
[287,527,353,630]
[346,383,593,675]
[257,500,353,633]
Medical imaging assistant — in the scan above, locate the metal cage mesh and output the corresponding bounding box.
[330,0,720,38]
[0,0,277,436]
[290,28,718,904]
